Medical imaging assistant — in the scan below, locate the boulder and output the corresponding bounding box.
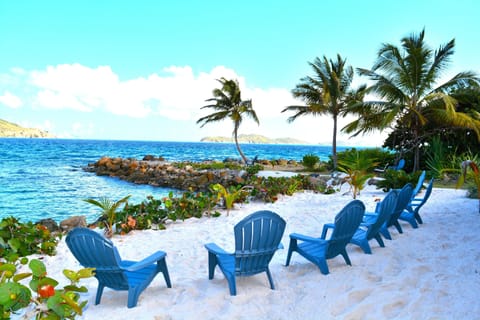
[60,216,87,232]
[37,218,60,232]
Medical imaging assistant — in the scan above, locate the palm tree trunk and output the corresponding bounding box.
[413,127,420,172]
[233,130,248,164]
[332,115,338,171]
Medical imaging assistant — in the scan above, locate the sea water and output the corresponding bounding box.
[0,138,346,223]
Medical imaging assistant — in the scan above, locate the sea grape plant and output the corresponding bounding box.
[0,217,59,261]
[0,257,94,319]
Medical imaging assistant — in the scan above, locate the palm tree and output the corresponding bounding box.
[197,78,259,164]
[344,29,480,171]
[282,54,365,170]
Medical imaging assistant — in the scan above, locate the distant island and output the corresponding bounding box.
[0,119,55,138]
[201,134,309,144]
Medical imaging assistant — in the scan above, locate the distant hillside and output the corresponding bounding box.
[0,119,55,138]
[201,134,309,144]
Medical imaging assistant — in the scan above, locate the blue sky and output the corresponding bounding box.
[1,0,479,146]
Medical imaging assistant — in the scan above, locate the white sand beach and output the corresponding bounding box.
[30,184,479,320]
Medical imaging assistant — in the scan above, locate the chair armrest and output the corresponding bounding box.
[364,212,378,218]
[289,233,325,244]
[204,242,230,256]
[321,223,335,239]
[121,250,167,272]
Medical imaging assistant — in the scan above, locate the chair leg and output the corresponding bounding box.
[415,212,423,224]
[341,250,352,266]
[360,240,372,254]
[379,226,392,240]
[374,234,385,248]
[225,274,237,296]
[316,258,330,275]
[407,217,418,228]
[127,288,140,308]
[207,252,218,280]
[95,284,104,305]
[158,258,172,288]
[393,221,403,234]
[266,268,275,290]
[285,238,297,266]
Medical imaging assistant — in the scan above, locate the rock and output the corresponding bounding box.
[37,218,60,232]
[143,155,165,161]
[60,216,87,232]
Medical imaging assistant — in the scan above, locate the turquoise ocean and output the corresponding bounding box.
[0,138,349,223]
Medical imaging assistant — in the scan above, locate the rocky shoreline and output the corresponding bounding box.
[83,155,309,192]
[84,156,251,192]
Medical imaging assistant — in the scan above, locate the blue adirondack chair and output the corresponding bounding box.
[205,210,286,296]
[412,170,426,196]
[350,190,398,254]
[66,228,171,308]
[373,183,413,240]
[393,159,406,171]
[285,200,365,275]
[399,179,434,228]
[374,158,405,174]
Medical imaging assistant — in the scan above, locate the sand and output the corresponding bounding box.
[25,183,480,320]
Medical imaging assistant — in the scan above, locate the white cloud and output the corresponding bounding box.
[3,63,388,145]
[0,91,23,108]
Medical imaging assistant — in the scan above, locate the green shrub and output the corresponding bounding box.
[375,170,422,191]
[302,154,320,171]
[337,149,378,198]
[0,217,59,261]
[334,148,394,171]
[246,164,264,175]
[117,190,220,232]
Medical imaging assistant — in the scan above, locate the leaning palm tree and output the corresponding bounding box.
[282,54,365,170]
[197,78,259,164]
[344,29,480,171]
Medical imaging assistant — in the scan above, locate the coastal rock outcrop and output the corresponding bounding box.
[59,215,87,232]
[84,157,247,192]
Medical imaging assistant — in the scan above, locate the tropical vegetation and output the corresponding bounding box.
[83,195,131,238]
[457,160,480,213]
[336,149,379,198]
[344,29,480,172]
[0,257,93,319]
